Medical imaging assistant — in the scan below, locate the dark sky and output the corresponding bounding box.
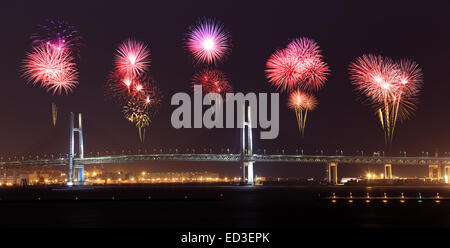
[1,0,449,163]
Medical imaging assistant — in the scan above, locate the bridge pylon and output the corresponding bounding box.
[241,105,254,185]
[68,112,85,186]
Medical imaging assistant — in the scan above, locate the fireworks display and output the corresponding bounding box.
[349,54,423,145]
[18,16,426,147]
[287,89,318,137]
[266,37,329,93]
[107,38,161,142]
[267,37,328,137]
[185,18,231,65]
[22,19,83,126]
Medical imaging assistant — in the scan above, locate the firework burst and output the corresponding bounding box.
[287,89,317,136]
[349,54,423,145]
[266,37,329,93]
[191,69,233,100]
[31,19,83,56]
[107,37,161,143]
[22,44,78,95]
[123,100,150,142]
[23,19,82,125]
[115,38,150,78]
[185,18,231,65]
[122,79,161,143]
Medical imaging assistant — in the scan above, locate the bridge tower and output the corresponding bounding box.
[241,105,254,185]
[68,112,85,186]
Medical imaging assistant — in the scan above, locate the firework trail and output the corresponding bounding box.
[349,54,423,145]
[51,103,58,126]
[266,37,329,93]
[287,89,317,137]
[185,17,231,65]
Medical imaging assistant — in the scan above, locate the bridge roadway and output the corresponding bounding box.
[1,153,450,167]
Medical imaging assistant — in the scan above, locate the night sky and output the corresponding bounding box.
[1,0,449,177]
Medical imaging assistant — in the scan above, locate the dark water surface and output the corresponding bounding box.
[0,185,449,228]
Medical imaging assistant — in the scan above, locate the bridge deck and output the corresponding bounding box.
[1,154,449,166]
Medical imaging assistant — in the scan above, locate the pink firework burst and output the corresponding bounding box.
[45,68,79,95]
[349,54,401,103]
[115,38,150,78]
[185,18,231,65]
[266,37,329,93]
[286,38,321,58]
[396,59,423,98]
[22,44,78,95]
[191,69,233,99]
[266,48,304,92]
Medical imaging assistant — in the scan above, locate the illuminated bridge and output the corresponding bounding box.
[1,110,449,185]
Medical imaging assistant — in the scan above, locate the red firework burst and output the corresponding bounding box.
[185,18,231,65]
[115,38,150,78]
[191,69,233,99]
[266,37,329,93]
[107,71,156,102]
[22,44,78,95]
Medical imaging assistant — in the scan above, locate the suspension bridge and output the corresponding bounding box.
[0,108,449,185]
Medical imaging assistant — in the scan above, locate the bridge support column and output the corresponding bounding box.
[247,162,254,185]
[241,163,246,183]
[384,164,393,179]
[428,165,441,180]
[12,167,17,186]
[328,162,338,185]
[444,166,450,184]
[240,105,254,185]
[68,112,85,186]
